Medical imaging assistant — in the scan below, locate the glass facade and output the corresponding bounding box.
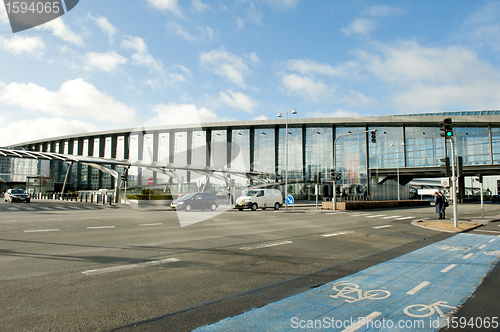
[5,115,500,199]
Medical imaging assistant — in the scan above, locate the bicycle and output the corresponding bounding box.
[404,301,456,318]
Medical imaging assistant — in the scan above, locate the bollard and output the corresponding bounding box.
[108,195,112,206]
[103,195,106,205]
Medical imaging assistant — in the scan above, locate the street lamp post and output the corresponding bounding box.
[390,142,405,200]
[277,109,297,211]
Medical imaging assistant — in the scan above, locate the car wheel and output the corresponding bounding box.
[211,203,217,211]
[251,203,258,211]
[274,202,280,210]
[238,208,243,211]
[185,204,192,212]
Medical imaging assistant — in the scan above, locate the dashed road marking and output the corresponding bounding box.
[139,223,163,226]
[24,207,36,211]
[322,231,354,237]
[39,207,52,210]
[382,215,401,219]
[82,258,179,276]
[395,216,415,220]
[24,229,59,233]
[240,240,292,251]
[373,225,393,229]
[341,312,382,332]
[463,253,474,259]
[479,245,487,249]
[7,207,20,211]
[490,238,497,242]
[87,226,116,229]
[366,214,386,218]
[406,281,430,295]
[441,264,457,273]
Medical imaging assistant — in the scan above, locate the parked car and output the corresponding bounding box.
[170,192,218,211]
[4,188,31,203]
[235,189,282,211]
[490,195,500,203]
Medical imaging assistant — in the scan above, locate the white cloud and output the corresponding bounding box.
[219,89,258,113]
[363,5,405,17]
[84,50,127,72]
[342,18,376,36]
[199,47,256,87]
[37,17,83,46]
[0,117,97,146]
[172,64,192,77]
[166,21,215,42]
[121,35,164,73]
[0,78,137,123]
[281,74,334,102]
[192,0,210,12]
[286,59,358,78]
[147,0,183,16]
[252,114,268,120]
[152,102,221,125]
[88,14,117,43]
[462,2,500,52]
[0,36,45,57]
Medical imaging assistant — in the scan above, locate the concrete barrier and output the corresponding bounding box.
[322,200,430,210]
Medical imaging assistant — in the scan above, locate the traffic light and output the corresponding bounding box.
[440,157,451,177]
[121,168,129,182]
[335,173,341,181]
[440,118,453,138]
[371,131,376,143]
[331,169,335,180]
[477,174,483,183]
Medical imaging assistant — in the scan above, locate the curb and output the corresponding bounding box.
[411,219,484,233]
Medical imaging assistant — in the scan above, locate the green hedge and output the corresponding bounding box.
[126,194,173,200]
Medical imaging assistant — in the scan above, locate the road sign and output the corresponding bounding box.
[286,195,294,206]
[441,178,450,187]
[147,177,154,186]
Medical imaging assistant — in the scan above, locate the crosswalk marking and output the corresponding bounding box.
[395,216,415,220]
[382,215,401,219]
[366,214,386,218]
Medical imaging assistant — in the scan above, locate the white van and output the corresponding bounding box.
[235,189,283,211]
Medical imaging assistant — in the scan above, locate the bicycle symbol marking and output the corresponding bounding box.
[404,301,457,318]
[484,250,500,256]
[330,282,391,303]
[436,245,471,252]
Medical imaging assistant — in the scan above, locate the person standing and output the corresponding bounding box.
[435,192,443,219]
[439,192,447,219]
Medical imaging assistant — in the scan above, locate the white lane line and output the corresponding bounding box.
[24,207,36,211]
[441,264,457,273]
[139,223,163,226]
[474,230,500,234]
[342,312,382,332]
[87,226,116,229]
[39,207,52,210]
[24,229,59,233]
[407,281,430,295]
[366,214,386,218]
[382,215,401,219]
[322,231,354,237]
[326,212,348,214]
[7,207,20,211]
[479,245,487,250]
[490,239,497,242]
[395,216,415,220]
[54,207,68,210]
[463,253,474,259]
[82,258,179,276]
[240,240,292,251]
[373,225,393,229]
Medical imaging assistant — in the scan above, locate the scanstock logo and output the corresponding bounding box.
[3,0,79,33]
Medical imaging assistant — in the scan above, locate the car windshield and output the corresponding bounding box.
[12,189,25,194]
[244,190,258,196]
[178,193,195,201]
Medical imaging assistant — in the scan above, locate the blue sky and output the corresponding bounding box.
[1,0,500,145]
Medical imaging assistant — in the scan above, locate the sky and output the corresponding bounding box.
[1,0,500,146]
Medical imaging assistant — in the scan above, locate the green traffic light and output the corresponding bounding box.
[446,131,453,136]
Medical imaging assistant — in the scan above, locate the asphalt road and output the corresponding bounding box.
[0,200,499,331]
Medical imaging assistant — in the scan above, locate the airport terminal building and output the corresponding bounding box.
[2,111,500,201]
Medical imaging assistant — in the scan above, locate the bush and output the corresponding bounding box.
[126,193,173,200]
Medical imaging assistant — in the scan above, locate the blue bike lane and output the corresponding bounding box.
[194,233,500,331]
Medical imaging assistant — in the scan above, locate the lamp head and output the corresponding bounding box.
[277,113,282,117]
[291,109,297,114]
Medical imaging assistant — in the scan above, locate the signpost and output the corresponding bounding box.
[147,177,153,208]
[286,195,294,211]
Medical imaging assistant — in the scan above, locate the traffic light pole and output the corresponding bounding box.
[450,138,458,227]
[332,129,378,211]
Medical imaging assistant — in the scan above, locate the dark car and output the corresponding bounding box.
[491,195,500,203]
[170,192,218,211]
[4,188,30,203]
